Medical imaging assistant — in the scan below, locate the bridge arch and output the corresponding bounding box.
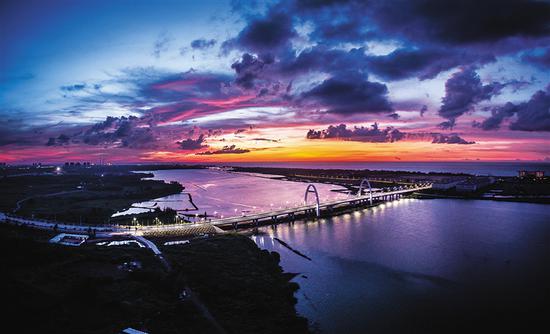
[357,178,373,205]
[304,184,321,217]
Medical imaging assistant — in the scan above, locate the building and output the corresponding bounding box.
[456,177,495,192]
[518,170,545,178]
[432,178,465,190]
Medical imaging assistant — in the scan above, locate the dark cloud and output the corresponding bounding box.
[420,105,428,117]
[83,116,156,148]
[279,46,368,77]
[223,8,295,54]
[431,134,475,145]
[473,102,517,130]
[370,0,550,46]
[177,134,206,150]
[44,116,158,149]
[46,134,70,146]
[306,123,405,143]
[438,119,456,130]
[509,88,550,131]
[231,53,267,89]
[438,67,504,126]
[0,118,43,146]
[227,0,550,88]
[474,86,550,132]
[301,73,393,115]
[190,38,216,49]
[196,144,250,155]
[251,137,279,142]
[60,83,86,92]
[366,48,494,81]
[307,123,475,144]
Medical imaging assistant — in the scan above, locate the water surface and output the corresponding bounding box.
[253,199,550,332]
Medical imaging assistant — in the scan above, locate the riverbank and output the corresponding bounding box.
[0,169,184,224]
[230,166,550,204]
[0,224,308,333]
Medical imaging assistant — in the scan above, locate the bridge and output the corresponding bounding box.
[132,180,432,233]
[203,181,432,230]
[1,179,432,235]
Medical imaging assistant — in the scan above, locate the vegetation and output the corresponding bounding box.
[0,225,309,333]
[0,172,183,224]
[164,234,309,334]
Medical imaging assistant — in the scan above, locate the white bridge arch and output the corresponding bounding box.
[357,178,373,205]
[304,184,321,217]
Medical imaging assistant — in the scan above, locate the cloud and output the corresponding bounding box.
[251,137,279,142]
[60,83,86,92]
[44,116,158,149]
[300,73,393,115]
[177,134,207,150]
[509,88,550,131]
[231,53,268,89]
[83,116,157,148]
[190,38,216,50]
[306,123,475,144]
[223,8,295,54]
[306,123,405,143]
[522,48,550,69]
[420,105,428,117]
[152,32,172,58]
[370,0,550,46]
[474,86,550,132]
[473,102,517,130]
[366,48,494,81]
[196,144,250,155]
[46,134,70,146]
[438,67,504,126]
[431,134,475,145]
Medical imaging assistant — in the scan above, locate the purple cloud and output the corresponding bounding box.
[438,67,504,127]
[301,73,393,115]
[307,123,475,144]
[306,123,405,143]
[177,134,207,150]
[431,134,475,145]
[474,86,550,132]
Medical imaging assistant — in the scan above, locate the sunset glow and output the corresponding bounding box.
[1,0,549,164]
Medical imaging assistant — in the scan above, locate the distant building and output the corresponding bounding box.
[518,170,545,178]
[432,179,464,190]
[64,161,92,167]
[456,177,494,192]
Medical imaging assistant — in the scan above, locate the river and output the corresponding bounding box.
[126,168,550,332]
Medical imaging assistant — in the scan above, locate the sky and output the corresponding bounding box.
[1,0,550,164]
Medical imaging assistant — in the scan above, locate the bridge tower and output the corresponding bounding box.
[357,178,373,205]
[304,184,321,217]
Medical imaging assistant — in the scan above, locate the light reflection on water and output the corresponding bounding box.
[115,168,549,332]
[113,169,349,218]
[252,199,550,333]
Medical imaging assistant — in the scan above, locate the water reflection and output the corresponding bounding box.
[254,199,550,333]
[113,169,348,218]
